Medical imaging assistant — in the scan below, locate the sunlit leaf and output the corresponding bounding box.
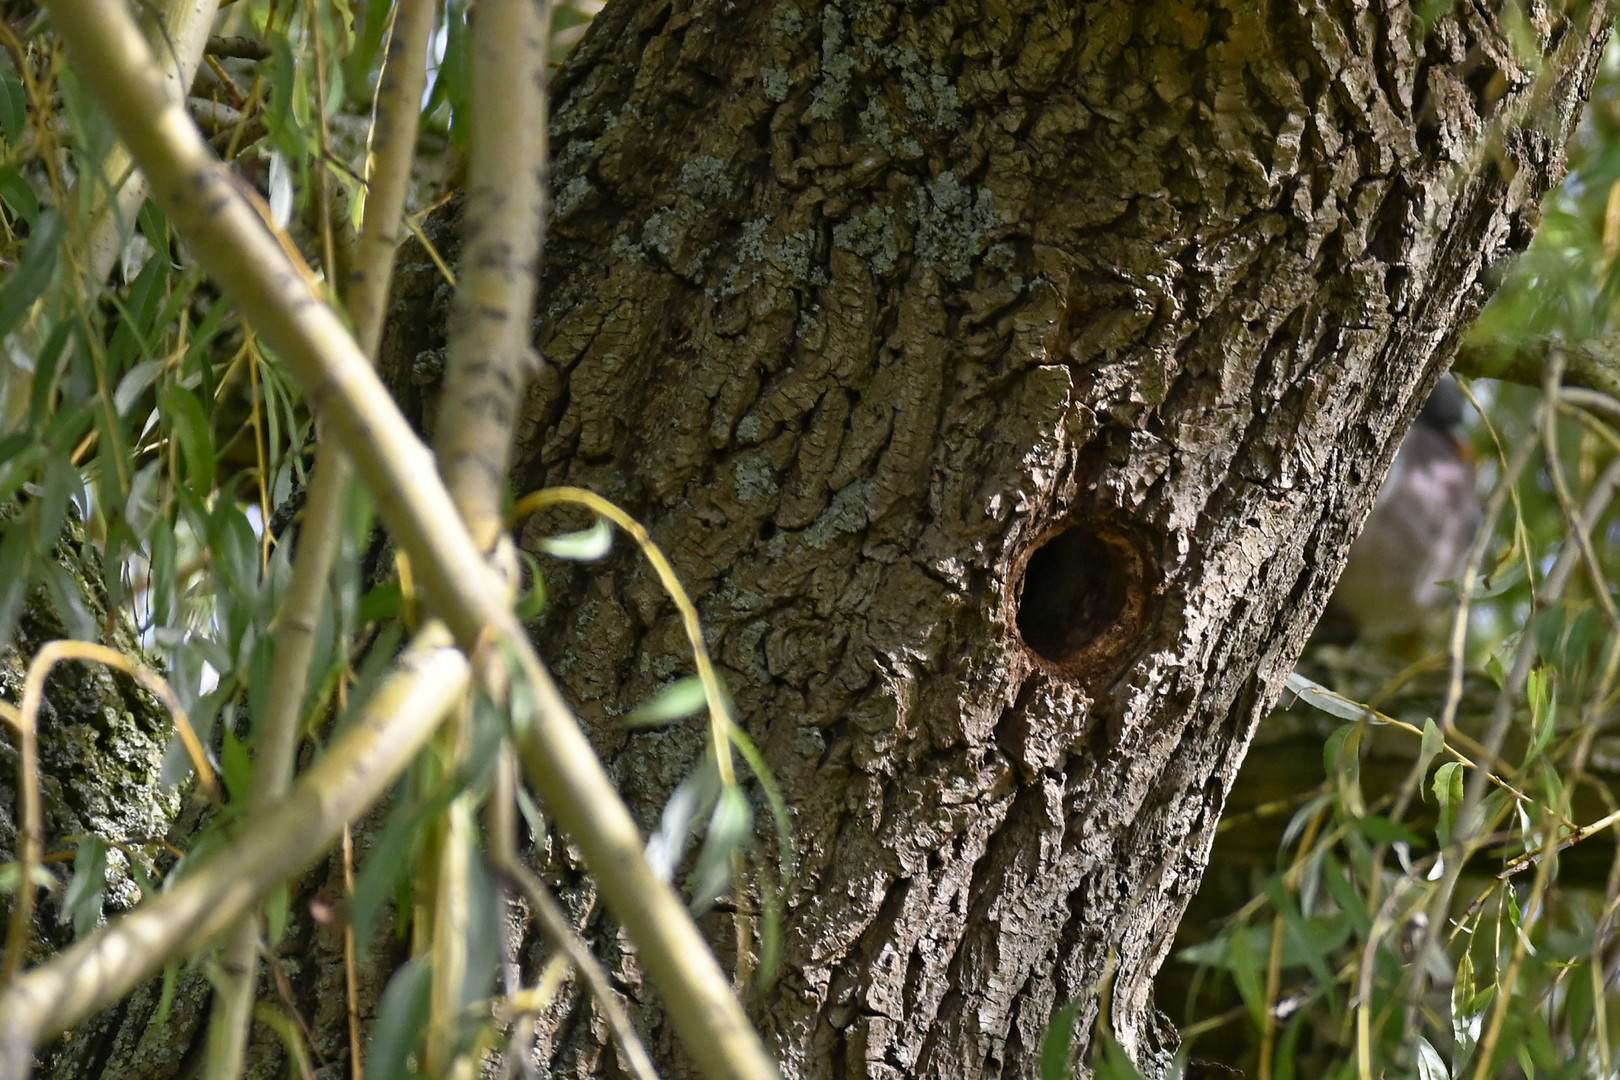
[534,516,612,561]
[1413,1037,1447,1080]
[645,759,720,884]
[686,785,752,910]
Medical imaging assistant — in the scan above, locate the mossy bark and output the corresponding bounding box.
[0,524,190,1078]
[391,2,1609,1077]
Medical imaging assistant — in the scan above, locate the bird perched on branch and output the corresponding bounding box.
[1325,378,1481,641]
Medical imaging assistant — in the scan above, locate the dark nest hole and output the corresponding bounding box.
[1014,523,1149,671]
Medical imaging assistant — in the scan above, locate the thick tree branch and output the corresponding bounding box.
[434,0,550,546]
[1456,334,1620,400]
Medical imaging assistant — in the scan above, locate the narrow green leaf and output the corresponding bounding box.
[107,252,168,369]
[351,780,453,959]
[1320,855,1373,936]
[265,884,290,948]
[266,34,310,160]
[1287,670,1372,724]
[365,958,432,1080]
[33,448,80,554]
[439,0,472,151]
[0,167,38,223]
[113,358,164,418]
[148,521,176,628]
[58,68,113,170]
[138,199,172,266]
[0,520,34,652]
[513,549,546,619]
[515,784,545,840]
[159,382,215,492]
[153,961,179,1029]
[220,728,253,806]
[29,321,71,420]
[1039,1000,1083,1080]
[62,834,108,941]
[462,856,500,1012]
[1413,1037,1446,1080]
[646,759,720,883]
[626,676,708,727]
[687,786,753,910]
[1433,761,1464,848]
[1264,878,1341,1014]
[358,580,403,624]
[1227,922,1267,1027]
[0,55,25,141]
[0,208,64,342]
[1093,1028,1147,1080]
[1416,717,1444,780]
[42,559,97,642]
[343,0,392,107]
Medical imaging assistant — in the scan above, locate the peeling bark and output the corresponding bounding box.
[387,2,1612,1077]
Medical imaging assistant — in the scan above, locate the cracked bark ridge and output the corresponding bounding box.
[379,1,1610,1077]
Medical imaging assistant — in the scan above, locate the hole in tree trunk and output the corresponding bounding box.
[1013,523,1150,674]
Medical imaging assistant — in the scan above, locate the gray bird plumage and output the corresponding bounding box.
[1328,380,1481,639]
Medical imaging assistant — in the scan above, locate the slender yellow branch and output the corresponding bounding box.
[3,642,217,989]
[435,0,550,548]
[0,628,469,1076]
[512,487,737,785]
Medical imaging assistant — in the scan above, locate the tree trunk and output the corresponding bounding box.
[380,1,1612,1077]
[16,1,1609,1079]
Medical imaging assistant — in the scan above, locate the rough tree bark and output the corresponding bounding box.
[12,1,1611,1079]
[380,1,1612,1077]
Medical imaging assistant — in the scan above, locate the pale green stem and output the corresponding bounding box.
[424,0,550,1068]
